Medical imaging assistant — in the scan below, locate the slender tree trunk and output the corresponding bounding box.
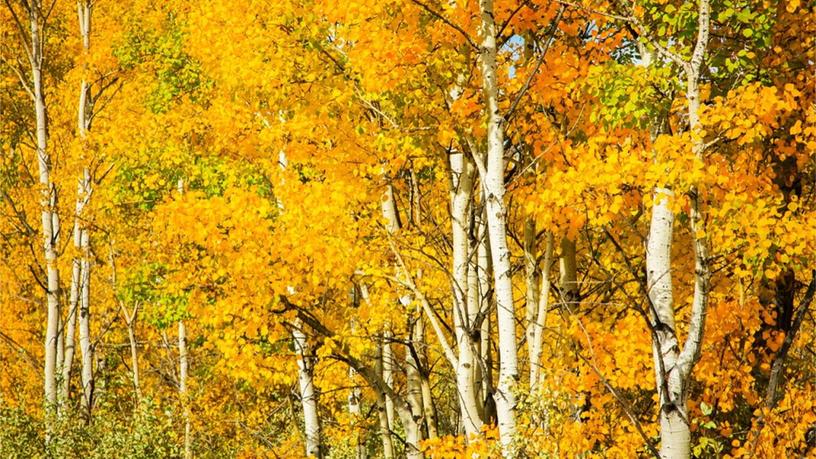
[23,0,61,429]
[109,242,142,406]
[523,217,539,383]
[417,321,439,439]
[347,376,366,459]
[380,184,399,433]
[478,0,518,450]
[60,230,81,409]
[293,325,322,457]
[375,342,395,459]
[126,314,141,403]
[405,316,425,440]
[559,237,578,305]
[410,165,422,226]
[78,204,93,415]
[663,3,710,457]
[381,185,425,458]
[475,203,494,413]
[176,170,192,458]
[178,320,192,459]
[449,150,482,438]
[347,288,366,459]
[529,232,553,388]
[348,366,365,459]
[638,4,710,454]
[68,0,96,419]
[382,331,397,430]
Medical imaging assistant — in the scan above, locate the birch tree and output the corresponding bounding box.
[1,0,63,428]
[448,150,483,438]
[293,324,321,457]
[625,0,711,456]
[176,180,192,458]
[477,0,519,451]
[75,0,95,417]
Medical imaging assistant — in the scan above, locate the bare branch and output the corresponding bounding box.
[505,5,565,122]
[409,0,479,50]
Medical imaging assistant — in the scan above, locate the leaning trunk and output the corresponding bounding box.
[529,232,553,388]
[127,316,142,404]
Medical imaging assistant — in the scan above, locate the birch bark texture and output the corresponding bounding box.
[529,232,553,388]
[178,319,192,458]
[18,0,63,425]
[449,150,483,438]
[640,1,711,455]
[75,0,96,418]
[478,0,519,451]
[294,325,322,458]
[175,180,193,459]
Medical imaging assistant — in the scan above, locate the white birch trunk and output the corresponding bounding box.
[60,258,80,408]
[347,377,365,459]
[109,239,142,408]
[294,325,322,458]
[24,0,61,424]
[478,0,518,450]
[677,0,711,387]
[646,189,688,458]
[405,318,424,444]
[76,0,95,419]
[529,232,553,388]
[78,195,93,414]
[179,320,192,459]
[381,186,426,458]
[466,216,485,418]
[380,184,399,432]
[375,344,395,459]
[449,151,482,438]
[378,190,402,456]
[381,331,396,431]
[559,237,578,304]
[347,363,365,459]
[127,313,141,404]
[417,318,438,439]
[476,208,493,403]
[174,179,192,458]
[347,288,366,459]
[646,2,709,456]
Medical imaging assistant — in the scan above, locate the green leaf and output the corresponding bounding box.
[718,8,734,21]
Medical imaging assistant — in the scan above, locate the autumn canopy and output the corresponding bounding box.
[0,0,815,457]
